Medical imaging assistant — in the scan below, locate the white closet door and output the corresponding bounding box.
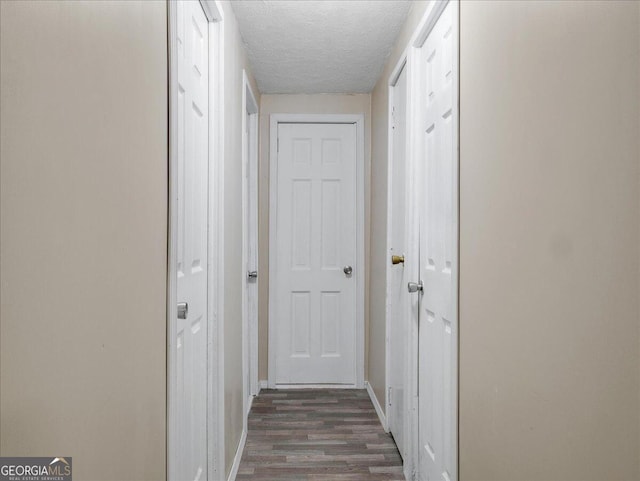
[274,123,357,385]
[388,64,409,460]
[175,1,208,479]
[418,2,458,481]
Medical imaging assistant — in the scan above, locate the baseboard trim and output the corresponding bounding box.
[247,395,254,417]
[403,462,412,481]
[365,381,388,432]
[259,380,268,390]
[226,427,247,481]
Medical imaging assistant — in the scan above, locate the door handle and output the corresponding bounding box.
[391,254,405,265]
[343,265,353,276]
[407,281,423,293]
[247,270,258,280]
[177,302,189,320]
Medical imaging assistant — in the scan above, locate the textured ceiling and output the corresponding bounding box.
[230,1,412,94]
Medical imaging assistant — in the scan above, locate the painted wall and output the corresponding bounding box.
[220,2,260,476]
[458,1,640,479]
[369,1,430,408]
[257,94,371,382]
[0,2,168,480]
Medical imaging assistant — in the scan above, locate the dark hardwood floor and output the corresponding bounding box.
[236,389,404,481]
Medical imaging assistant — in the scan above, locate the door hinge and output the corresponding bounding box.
[277,138,279,153]
[388,387,392,405]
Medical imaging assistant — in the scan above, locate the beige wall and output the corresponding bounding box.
[0,2,168,480]
[257,94,371,381]
[368,1,430,407]
[220,2,260,475]
[459,1,640,480]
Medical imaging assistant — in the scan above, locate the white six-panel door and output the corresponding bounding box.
[274,123,357,385]
[418,2,458,481]
[176,1,208,479]
[388,64,410,460]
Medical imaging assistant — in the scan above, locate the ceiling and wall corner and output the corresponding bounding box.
[230,1,412,94]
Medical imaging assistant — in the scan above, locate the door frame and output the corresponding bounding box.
[168,1,226,479]
[241,70,259,425]
[267,113,366,389]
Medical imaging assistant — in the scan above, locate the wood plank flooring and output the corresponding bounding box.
[236,389,404,481]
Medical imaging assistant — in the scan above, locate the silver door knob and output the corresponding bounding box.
[343,265,353,276]
[407,281,423,293]
[247,270,258,280]
[177,302,188,320]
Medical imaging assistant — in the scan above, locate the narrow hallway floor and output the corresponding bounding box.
[236,389,404,480]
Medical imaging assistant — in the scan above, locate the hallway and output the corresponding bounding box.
[2,1,640,480]
[236,389,403,481]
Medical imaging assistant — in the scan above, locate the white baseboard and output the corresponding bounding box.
[259,380,268,390]
[403,462,412,481]
[226,427,247,481]
[365,381,388,432]
[247,395,255,417]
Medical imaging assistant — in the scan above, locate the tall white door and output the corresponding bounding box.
[245,109,259,403]
[417,2,458,481]
[274,123,357,385]
[176,1,208,480]
[388,65,409,460]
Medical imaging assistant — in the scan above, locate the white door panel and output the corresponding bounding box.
[418,2,457,481]
[389,64,409,460]
[274,123,357,385]
[176,1,208,479]
[244,107,259,406]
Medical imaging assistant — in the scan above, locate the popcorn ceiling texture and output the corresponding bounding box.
[230,1,412,94]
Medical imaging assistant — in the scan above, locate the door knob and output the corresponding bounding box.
[177,302,189,320]
[391,255,405,265]
[247,270,258,280]
[343,265,353,276]
[407,281,423,293]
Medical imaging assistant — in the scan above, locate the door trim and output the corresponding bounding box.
[168,1,225,479]
[268,113,366,389]
[241,70,259,435]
